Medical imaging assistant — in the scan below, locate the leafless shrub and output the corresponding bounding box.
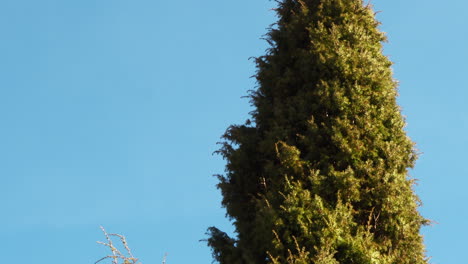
[96,226,140,264]
[96,226,167,264]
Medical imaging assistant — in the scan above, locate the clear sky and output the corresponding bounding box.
[0,1,466,264]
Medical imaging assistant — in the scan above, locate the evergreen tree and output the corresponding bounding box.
[207,0,429,263]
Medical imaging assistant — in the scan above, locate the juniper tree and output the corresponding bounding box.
[207,1,428,263]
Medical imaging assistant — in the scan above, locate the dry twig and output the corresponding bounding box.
[96,226,140,264]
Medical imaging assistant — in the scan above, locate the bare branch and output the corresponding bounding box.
[96,227,141,264]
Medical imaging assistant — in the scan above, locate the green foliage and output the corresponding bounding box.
[208,0,428,263]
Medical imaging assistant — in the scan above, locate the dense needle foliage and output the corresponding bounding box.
[208,0,428,263]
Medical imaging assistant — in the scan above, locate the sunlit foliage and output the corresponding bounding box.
[207,1,429,263]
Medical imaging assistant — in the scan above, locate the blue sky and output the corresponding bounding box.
[0,1,466,264]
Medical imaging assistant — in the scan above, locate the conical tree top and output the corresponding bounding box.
[208,1,428,263]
